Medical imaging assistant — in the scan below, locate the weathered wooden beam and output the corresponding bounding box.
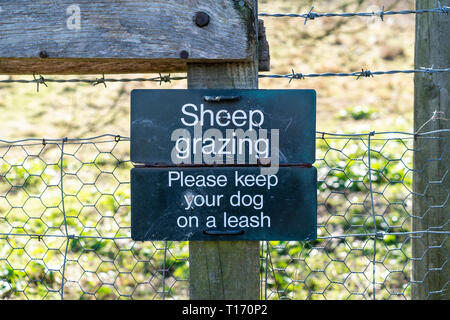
[0,0,255,74]
[187,0,260,300]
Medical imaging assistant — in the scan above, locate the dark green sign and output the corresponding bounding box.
[130,89,317,241]
[131,89,316,165]
[131,167,317,241]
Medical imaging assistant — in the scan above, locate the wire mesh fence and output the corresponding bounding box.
[0,130,448,300]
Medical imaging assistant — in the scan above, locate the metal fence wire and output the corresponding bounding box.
[0,130,448,300]
[2,67,450,92]
[258,1,450,22]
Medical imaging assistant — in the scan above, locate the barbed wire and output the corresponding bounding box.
[260,67,450,81]
[1,67,449,91]
[259,2,450,24]
[0,74,185,85]
[0,74,187,92]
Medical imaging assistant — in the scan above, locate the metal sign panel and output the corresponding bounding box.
[131,89,316,165]
[131,167,317,241]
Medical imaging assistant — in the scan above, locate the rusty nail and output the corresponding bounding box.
[39,50,48,58]
[180,50,189,59]
[194,12,210,27]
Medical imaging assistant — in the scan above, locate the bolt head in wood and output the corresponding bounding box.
[194,12,210,27]
[39,50,48,58]
[180,50,189,59]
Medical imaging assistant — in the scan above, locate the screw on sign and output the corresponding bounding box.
[130,89,317,241]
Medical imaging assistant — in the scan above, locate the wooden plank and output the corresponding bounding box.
[187,0,259,299]
[0,0,255,74]
[412,0,450,300]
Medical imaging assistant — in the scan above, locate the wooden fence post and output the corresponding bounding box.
[186,0,261,300]
[412,0,449,300]
[187,64,260,300]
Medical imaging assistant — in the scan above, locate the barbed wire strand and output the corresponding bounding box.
[259,67,450,81]
[259,2,450,24]
[0,74,187,92]
[2,67,449,92]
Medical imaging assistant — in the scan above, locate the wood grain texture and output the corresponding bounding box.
[187,62,260,300]
[0,58,187,74]
[258,19,270,72]
[412,0,449,300]
[0,0,255,74]
[187,1,260,300]
[189,241,260,299]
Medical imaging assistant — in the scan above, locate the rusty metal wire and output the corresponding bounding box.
[0,130,447,300]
